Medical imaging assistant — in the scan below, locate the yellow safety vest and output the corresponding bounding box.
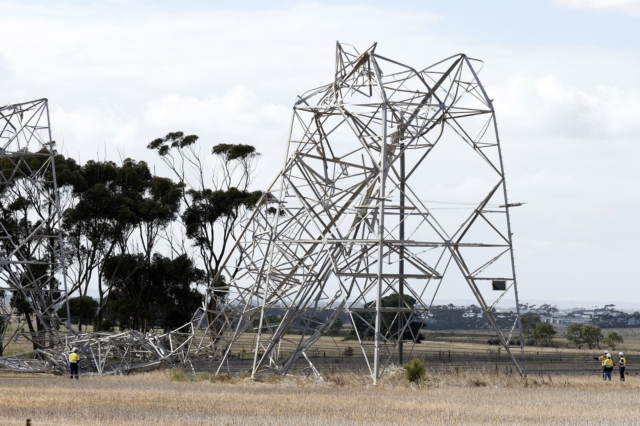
[604,358,614,368]
[598,355,607,366]
[69,352,80,363]
[619,357,626,367]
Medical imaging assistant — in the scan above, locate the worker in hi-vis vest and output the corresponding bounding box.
[593,350,609,379]
[68,347,80,380]
[603,353,614,381]
[618,352,626,382]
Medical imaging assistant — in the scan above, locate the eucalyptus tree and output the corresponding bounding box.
[55,295,99,333]
[63,160,121,299]
[101,252,146,331]
[104,252,204,332]
[147,133,263,282]
[63,158,183,330]
[63,159,139,330]
[147,133,269,331]
[108,158,183,298]
[148,253,205,332]
[352,294,424,343]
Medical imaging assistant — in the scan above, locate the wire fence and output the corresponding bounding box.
[2,421,80,426]
[203,344,622,376]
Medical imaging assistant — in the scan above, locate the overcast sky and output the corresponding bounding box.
[1,0,639,306]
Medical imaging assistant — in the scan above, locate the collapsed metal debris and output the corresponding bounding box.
[0,328,194,375]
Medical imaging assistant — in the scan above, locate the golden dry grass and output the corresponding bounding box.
[1,369,640,425]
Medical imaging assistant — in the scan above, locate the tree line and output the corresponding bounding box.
[517,317,624,349]
[0,132,267,351]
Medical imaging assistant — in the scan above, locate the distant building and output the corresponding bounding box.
[541,313,592,326]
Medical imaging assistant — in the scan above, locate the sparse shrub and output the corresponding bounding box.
[254,374,282,384]
[353,294,424,342]
[566,323,584,348]
[403,358,426,384]
[487,337,501,345]
[168,368,209,382]
[325,368,346,386]
[327,318,343,336]
[191,372,210,381]
[93,317,115,332]
[210,373,233,383]
[343,346,354,357]
[520,316,541,340]
[603,331,624,350]
[342,334,358,341]
[580,325,602,349]
[169,368,187,382]
[533,323,557,346]
[525,338,535,346]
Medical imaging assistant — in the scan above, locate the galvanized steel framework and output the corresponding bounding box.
[194,42,526,380]
[0,43,526,379]
[0,99,72,349]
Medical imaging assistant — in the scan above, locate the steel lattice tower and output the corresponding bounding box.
[0,99,72,350]
[0,44,526,378]
[193,42,526,380]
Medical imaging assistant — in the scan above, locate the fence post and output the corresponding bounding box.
[26,420,32,426]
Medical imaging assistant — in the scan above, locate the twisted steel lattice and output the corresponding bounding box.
[193,42,526,380]
[0,43,525,379]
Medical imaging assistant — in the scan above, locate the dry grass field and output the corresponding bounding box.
[3,327,640,425]
[1,368,640,425]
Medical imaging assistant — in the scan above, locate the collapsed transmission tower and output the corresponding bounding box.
[0,99,72,350]
[193,42,526,381]
[0,43,526,379]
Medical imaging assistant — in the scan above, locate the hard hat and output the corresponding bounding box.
[604,350,609,354]
[72,347,77,352]
[606,353,611,358]
[619,352,624,356]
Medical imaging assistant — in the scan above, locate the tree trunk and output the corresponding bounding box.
[24,315,38,350]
